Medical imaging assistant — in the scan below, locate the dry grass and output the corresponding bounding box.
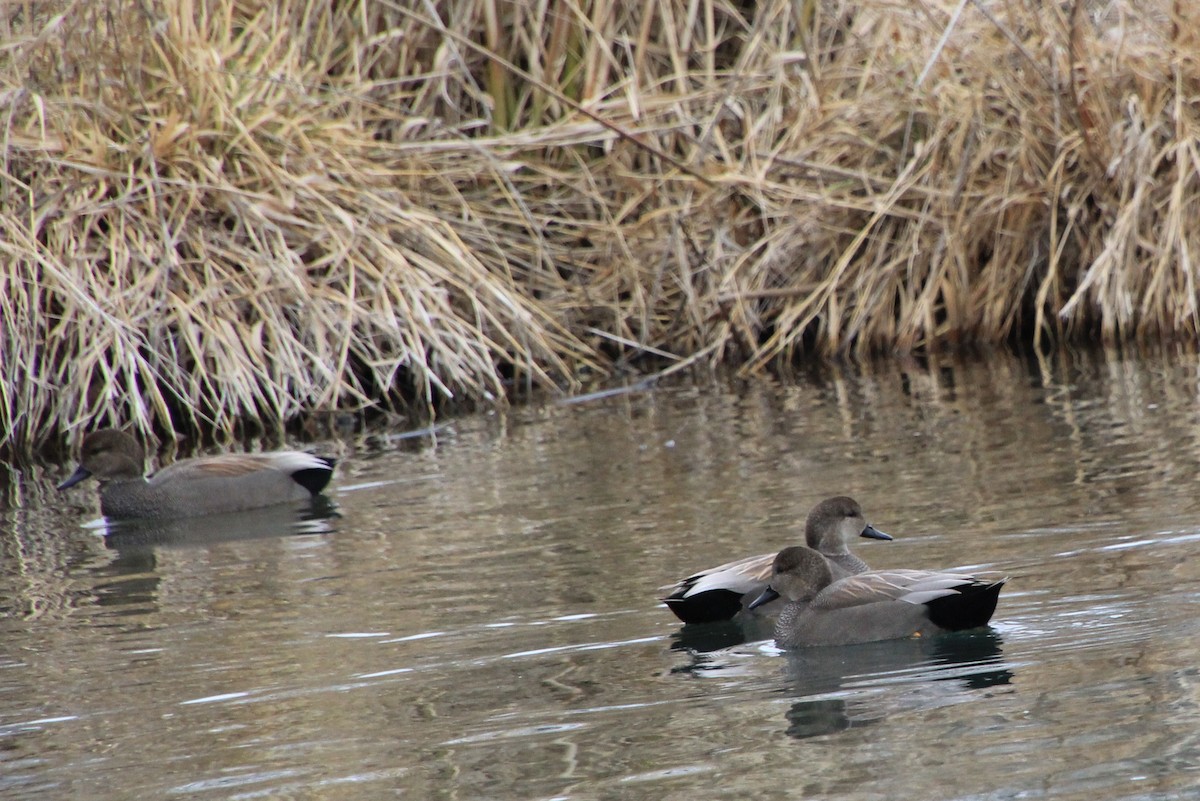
[1,0,1197,453]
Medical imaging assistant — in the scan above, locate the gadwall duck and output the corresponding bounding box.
[748,546,1006,647]
[661,496,892,624]
[57,429,336,519]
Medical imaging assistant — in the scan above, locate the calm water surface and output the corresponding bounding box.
[4,349,1200,799]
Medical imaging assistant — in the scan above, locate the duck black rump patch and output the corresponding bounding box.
[663,589,746,625]
[925,580,1005,631]
[292,457,336,495]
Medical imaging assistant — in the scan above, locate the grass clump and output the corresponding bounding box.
[0,0,1197,454]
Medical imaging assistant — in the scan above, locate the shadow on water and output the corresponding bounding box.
[780,629,1013,739]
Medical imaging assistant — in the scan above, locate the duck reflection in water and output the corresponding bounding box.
[669,615,777,655]
[98,495,340,551]
[781,630,1013,740]
[76,498,341,616]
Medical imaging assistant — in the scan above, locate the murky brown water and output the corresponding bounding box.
[4,349,1200,799]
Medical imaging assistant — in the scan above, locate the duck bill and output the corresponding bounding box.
[747,586,780,610]
[860,524,892,541]
[56,466,93,491]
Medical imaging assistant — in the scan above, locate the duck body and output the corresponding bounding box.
[661,496,892,624]
[750,546,1005,647]
[58,429,335,520]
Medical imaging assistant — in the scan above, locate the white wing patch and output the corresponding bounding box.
[663,552,774,599]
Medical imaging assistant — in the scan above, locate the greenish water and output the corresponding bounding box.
[4,349,1200,799]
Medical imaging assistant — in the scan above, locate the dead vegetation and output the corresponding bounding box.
[0,0,1196,453]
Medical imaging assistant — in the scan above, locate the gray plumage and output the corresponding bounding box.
[661,496,892,624]
[58,429,335,519]
[750,546,1006,647]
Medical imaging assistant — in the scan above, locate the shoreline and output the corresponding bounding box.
[2,0,1196,454]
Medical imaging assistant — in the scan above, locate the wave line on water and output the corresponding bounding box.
[179,691,253,706]
[441,722,587,745]
[0,715,79,737]
[501,635,664,659]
